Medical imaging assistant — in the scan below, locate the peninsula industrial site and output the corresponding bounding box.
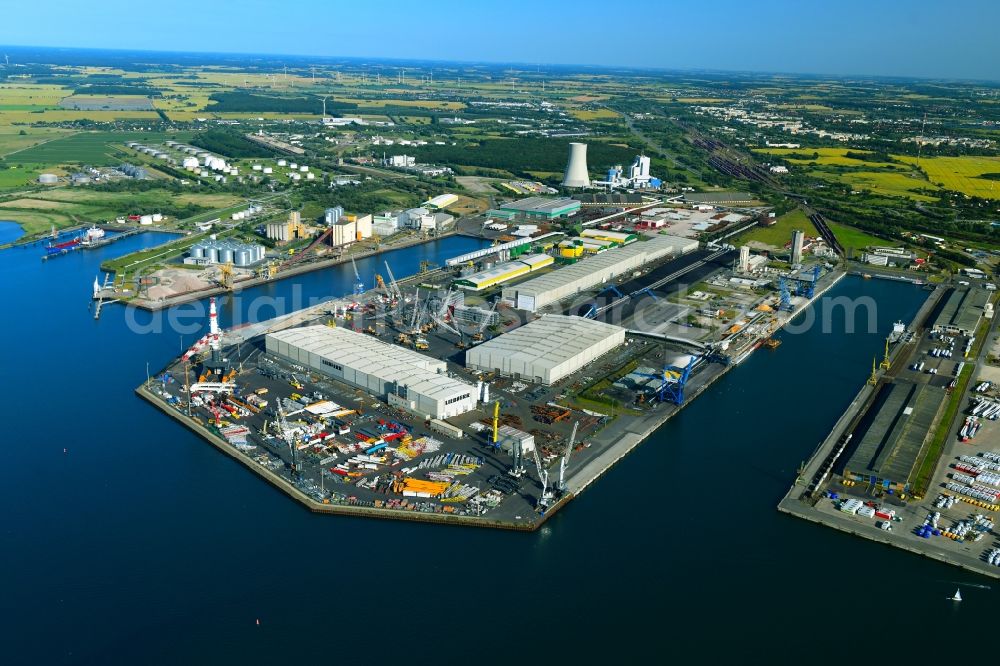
[138,141,847,529]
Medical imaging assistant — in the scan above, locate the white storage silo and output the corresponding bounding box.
[235,250,250,267]
[207,247,219,263]
[191,245,205,259]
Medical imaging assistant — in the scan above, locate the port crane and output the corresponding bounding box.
[351,256,365,296]
[531,447,554,510]
[275,398,299,477]
[384,260,403,302]
[557,421,578,495]
[635,353,697,405]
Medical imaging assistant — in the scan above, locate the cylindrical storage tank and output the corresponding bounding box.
[235,250,250,267]
[190,245,205,259]
[207,247,219,263]
[152,213,163,222]
[220,248,234,264]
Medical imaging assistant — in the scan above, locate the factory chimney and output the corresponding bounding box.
[561,142,590,188]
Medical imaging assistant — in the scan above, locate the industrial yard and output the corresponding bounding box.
[781,277,1000,578]
[139,216,844,528]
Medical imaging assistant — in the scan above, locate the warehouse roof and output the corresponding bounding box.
[466,315,624,373]
[499,196,580,214]
[267,326,473,401]
[505,235,696,298]
[933,287,989,333]
[844,382,940,486]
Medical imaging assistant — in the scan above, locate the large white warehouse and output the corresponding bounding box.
[266,325,477,419]
[465,314,626,385]
[501,234,697,312]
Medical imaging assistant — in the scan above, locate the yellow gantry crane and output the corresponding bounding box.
[867,356,879,386]
[492,400,500,444]
[880,336,892,371]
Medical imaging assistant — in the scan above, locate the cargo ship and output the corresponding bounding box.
[45,238,81,256]
[79,225,106,246]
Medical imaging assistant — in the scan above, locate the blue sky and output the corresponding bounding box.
[1,0,997,80]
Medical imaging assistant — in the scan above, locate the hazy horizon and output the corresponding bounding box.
[1,0,997,81]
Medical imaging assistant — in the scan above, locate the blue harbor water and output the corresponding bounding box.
[0,220,24,244]
[0,234,992,663]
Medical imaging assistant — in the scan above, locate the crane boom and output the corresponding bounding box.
[384,260,402,300]
[558,421,578,493]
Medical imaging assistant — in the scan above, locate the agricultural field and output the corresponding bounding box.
[753,147,902,169]
[341,98,465,110]
[897,155,1000,200]
[814,170,941,202]
[11,131,192,165]
[0,189,242,235]
[0,165,50,188]
[569,108,619,120]
[735,209,812,248]
[0,126,74,157]
[59,95,155,111]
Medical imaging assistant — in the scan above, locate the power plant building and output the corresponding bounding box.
[561,142,590,188]
[465,314,626,385]
[501,234,697,312]
[266,325,477,420]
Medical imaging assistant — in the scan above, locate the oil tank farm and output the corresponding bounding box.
[501,235,697,312]
[465,314,626,385]
[452,253,554,291]
[266,325,477,419]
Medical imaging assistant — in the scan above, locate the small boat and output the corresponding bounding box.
[948,589,962,601]
[863,273,873,279]
[763,338,781,350]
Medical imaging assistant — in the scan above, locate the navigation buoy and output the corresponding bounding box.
[63,448,67,454]
[256,619,261,626]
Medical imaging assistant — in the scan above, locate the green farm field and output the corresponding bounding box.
[11,131,194,165]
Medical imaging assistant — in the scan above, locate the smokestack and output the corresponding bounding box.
[562,142,590,188]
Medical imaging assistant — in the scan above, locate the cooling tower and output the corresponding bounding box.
[561,142,590,188]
